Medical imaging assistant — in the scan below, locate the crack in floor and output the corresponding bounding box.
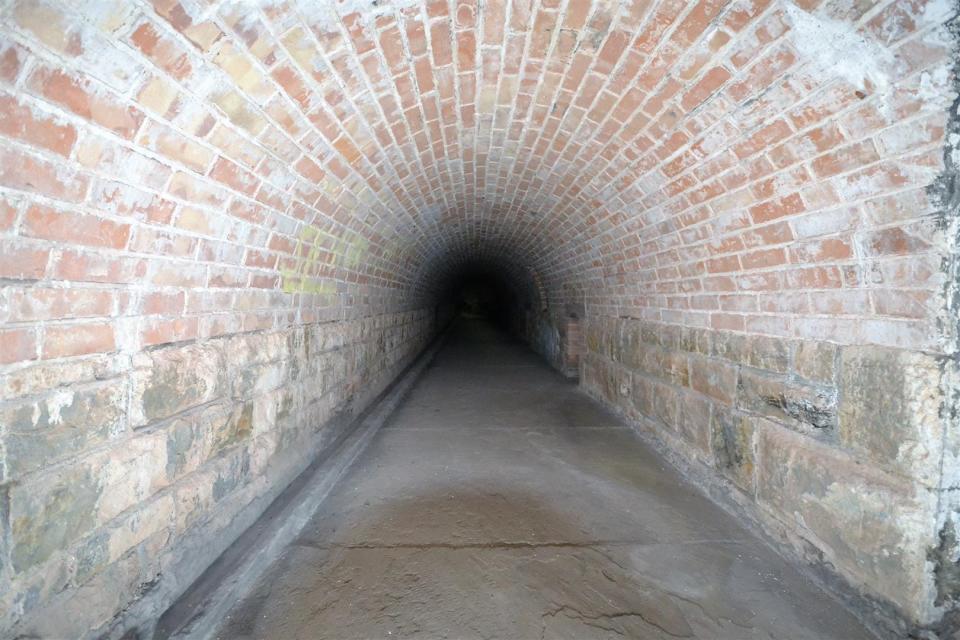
[290,538,749,551]
[541,602,695,638]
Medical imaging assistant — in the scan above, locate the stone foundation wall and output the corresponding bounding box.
[581,315,956,631]
[0,308,435,638]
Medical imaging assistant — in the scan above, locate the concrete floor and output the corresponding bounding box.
[215,318,878,640]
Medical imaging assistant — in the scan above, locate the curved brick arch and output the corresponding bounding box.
[0,0,958,637]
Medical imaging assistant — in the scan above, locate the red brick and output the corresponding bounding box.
[209,157,260,196]
[673,0,728,46]
[141,316,198,347]
[680,66,731,111]
[790,238,853,263]
[29,67,143,139]
[0,328,38,364]
[0,42,23,83]
[0,94,77,156]
[0,240,49,279]
[43,323,116,358]
[143,291,186,315]
[748,193,805,224]
[811,141,881,178]
[741,247,786,270]
[456,30,476,72]
[595,30,630,74]
[8,288,113,322]
[733,119,792,159]
[784,266,842,289]
[415,56,435,93]
[92,180,176,224]
[431,21,453,66]
[0,145,89,202]
[54,249,147,284]
[862,226,932,257]
[23,204,131,249]
[0,197,16,230]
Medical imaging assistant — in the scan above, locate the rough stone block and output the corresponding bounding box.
[744,335,791,373]
[96,432,168,522]
[756,422,936,622]
[678,325,712,355]
[0,354,124,400]
[839,346,946,486]
[173,469,216,535]
[211,447,252,503]
[737,369,836,436]
[9,464,101,572]
[709,331,748,363]
[639,321,660,347]
[633,346,689,387]
[688,355,737,404]
[2,381,124,478]
[631,374,680,429]
[164,403,243,482]
[794,340,837,383]
[0,546,71,626]
[676,390,713,460]
[710,408,756,492]
[76,494,173,583]
[130,343,224,426]
[584,318,604,356]
[712,332,790,373]
[231,360,286,398]
[618,319,644,369]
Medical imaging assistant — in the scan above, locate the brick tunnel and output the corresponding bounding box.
[1,0,959,637]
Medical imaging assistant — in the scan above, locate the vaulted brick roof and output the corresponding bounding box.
[0,0,955,347]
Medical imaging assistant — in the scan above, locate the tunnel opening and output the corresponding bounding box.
[437,267,524,334]
[0,0,958,638]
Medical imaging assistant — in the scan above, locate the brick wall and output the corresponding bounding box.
[0,0,957,636]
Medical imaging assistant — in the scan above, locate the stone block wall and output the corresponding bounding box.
[581,316,957,630]
[0,309,434,638]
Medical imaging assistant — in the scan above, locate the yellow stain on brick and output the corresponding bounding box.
[279,224,347,294]
[137,76,179,117]
[175,206,214,235]
[279,266,337,295]
[184,22,224,52]
[478,86,497,112]
[14,0,79,55]
[75,135,109,169]
[282,27,318,71]
[138,122,213,173]
[211,91,267,136]
[214,42,273,101]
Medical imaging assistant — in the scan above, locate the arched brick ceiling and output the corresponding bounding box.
[1,0,954,346]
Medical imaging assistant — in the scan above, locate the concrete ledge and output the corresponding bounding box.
[151,328,450,640]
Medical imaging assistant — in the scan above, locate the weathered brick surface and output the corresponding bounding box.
[0,0,956,635]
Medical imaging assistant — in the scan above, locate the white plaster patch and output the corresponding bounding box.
[46,389,75,426]
[917,65,954,110]
[921,0,956,26]
[783,2,896,94]
[226,0,420,33]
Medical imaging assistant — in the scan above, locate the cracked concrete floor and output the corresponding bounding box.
[215,318,878,640]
